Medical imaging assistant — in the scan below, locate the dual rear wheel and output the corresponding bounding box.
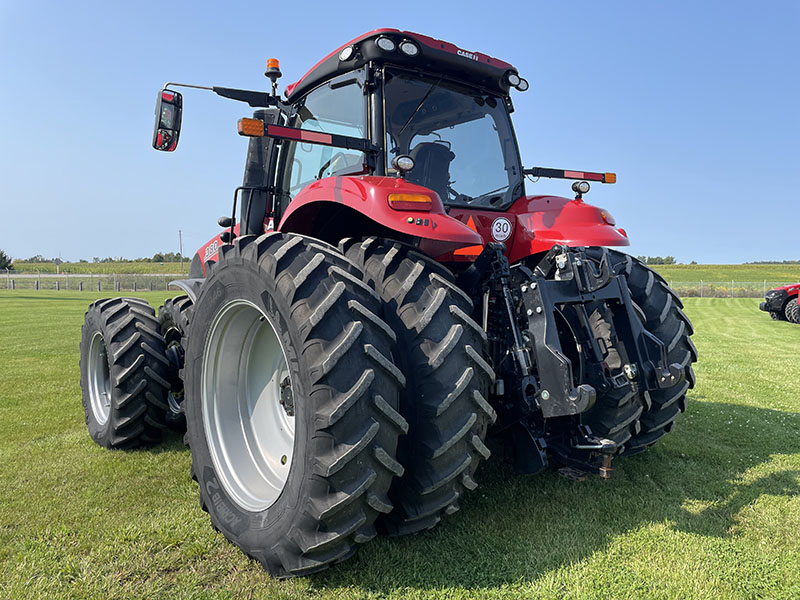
[79,235,692,575]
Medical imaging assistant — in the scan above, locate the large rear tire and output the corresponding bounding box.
[601,250,697,453]
[341,238,495,536]
[158,295,193,432]
[183,233,406,577]
[79,297,170,449]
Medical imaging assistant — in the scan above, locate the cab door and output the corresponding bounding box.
[275,71,369,219]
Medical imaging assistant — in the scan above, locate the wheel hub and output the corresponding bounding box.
[202,299,295,512]
[87,331,112,425]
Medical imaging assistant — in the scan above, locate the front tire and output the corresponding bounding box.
[184,233,406,577]
[79,297,170,449]
[785,298,799,324]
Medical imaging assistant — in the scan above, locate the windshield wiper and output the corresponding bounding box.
[474,184,510,205]
[397,76,443,137]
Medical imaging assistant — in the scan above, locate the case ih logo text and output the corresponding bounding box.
[457,50,479,61]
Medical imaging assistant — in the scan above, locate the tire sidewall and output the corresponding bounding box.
[184,256,320,547]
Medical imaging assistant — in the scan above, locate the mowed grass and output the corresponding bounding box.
[650,263,800,283]
[11,261,800,281]
[1,291,799,599]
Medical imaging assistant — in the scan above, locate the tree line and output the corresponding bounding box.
[5,252,185,268]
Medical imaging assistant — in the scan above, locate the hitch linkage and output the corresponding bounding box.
[551,425,617,479]
[458,243,684,479]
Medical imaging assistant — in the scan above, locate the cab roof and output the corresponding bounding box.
[285,29,519,102]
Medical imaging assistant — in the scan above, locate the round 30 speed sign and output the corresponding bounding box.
[491,217,512,242]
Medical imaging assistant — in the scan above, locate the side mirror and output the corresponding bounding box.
[152,89,182,151]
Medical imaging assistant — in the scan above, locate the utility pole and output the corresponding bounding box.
[179,229,184,274]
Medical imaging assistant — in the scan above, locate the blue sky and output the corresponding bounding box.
[1,1,797,263]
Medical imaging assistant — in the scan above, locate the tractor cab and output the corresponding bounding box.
[267,30,528,232]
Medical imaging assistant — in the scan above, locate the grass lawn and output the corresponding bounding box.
[650,263,800,283]
[0,291,798,599]
[9,262,800,282]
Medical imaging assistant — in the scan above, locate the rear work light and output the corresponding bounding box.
[388,193,432,211]
[339,45,355,61]
[376,36,396,52]
[399,40,419,56]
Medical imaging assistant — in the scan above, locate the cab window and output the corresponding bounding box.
[280,73,367,201]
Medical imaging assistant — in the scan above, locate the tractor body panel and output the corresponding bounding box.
[194,223,240,276]
[437,195,629,263]
[505,195,630,263]
[277,175,481,248]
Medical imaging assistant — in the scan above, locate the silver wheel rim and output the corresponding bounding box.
[88,331,112,425]
[202,299,295,512]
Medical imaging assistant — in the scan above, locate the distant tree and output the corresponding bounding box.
[15,254,45,263]
[690,260,698,265]
[152,252,165,262]
[0,249,13,270]
[642,256,677,265]
[93,257,100,263]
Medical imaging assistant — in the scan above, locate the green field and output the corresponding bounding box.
[651,263,800,282]
[10,262,186,274]
[8,261,800,281]
[1,292,799,599]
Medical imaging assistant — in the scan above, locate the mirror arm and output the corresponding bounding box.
[212,86,287,109]
[162,82,290,110]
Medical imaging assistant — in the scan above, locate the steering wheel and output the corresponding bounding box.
[317,152,348,180]
[447,185,471,204]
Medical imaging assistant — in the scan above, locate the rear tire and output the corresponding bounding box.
[341,238,495,536]
[79,297,170,449]
[602,251,697,454]
[158,295,193,432]
[184,233,406,577]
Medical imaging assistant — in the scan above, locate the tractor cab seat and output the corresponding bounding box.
[405,142,455,204]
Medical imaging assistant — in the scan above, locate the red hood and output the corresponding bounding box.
[771,283,800,294]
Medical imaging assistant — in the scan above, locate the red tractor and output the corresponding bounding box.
[79,30,696,577]
[760,283,800,323]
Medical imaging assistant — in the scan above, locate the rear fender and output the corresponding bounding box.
[506,196,630,263]
[442,195,630,263]
[278,175,481,251]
